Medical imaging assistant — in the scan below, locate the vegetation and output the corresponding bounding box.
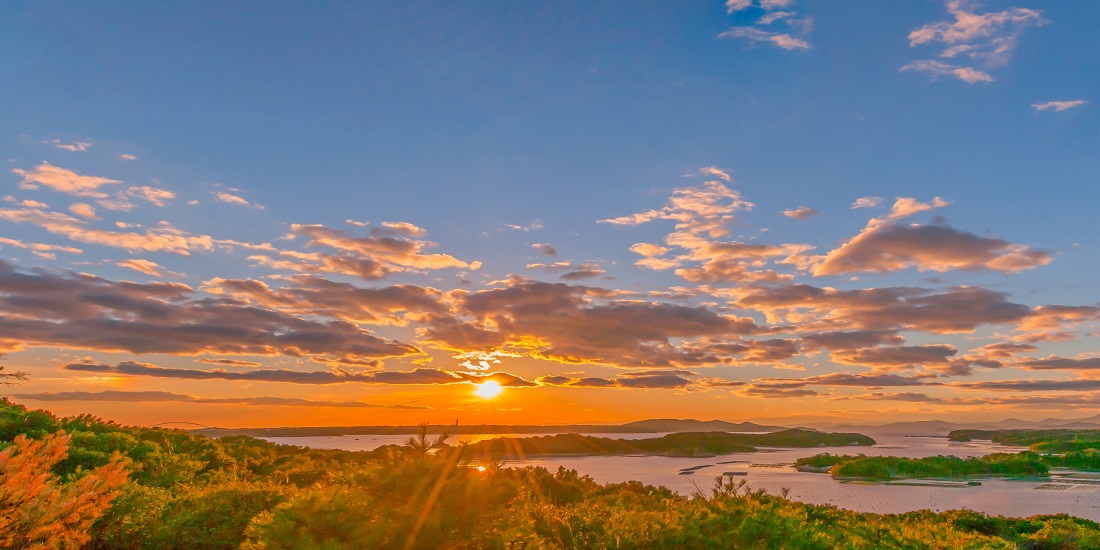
[950,429,1100,472]
[795,453,1049,481]
[2,399,1100,548]
[461,429,875,458]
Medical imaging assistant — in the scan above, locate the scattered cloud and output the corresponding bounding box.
[532,243,557,256]
[116,258,171,277]
[119,154,139,161]
[212,190,263,209]
[1032,100,1087,112]
[783,206,818,220]
[904,0,1046,83]
[68,203,97,219]
[12,162,121,199]
[720,0,812,51]
[851,196,884,209]
[44,139,92,152]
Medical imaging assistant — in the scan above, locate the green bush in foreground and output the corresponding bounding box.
[2,399,1100,549]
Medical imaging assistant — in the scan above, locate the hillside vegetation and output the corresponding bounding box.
[2,400,1100,549]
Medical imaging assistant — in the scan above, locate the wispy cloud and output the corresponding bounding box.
[720,0,812,51]
[783,206,818,220]
[904,0,1045,83]
[212,190,263,209]
[1032,100,1087,112]
[44,139,92,152]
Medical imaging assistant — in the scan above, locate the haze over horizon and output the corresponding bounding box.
[2,1,1099,428]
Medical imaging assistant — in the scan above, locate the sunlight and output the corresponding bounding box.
[473,380,503,399]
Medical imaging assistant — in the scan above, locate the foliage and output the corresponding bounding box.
[795,452,1048,481]
[462,428,874,458]
[1,399,1099,548]
[0,431,130,549]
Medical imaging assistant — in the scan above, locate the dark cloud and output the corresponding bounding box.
[1015,356,1100,371]
[737,284,1030,334]
[832,344,958,367]
[11,390,428,409]
[801,330,905,350]
[61,361,534,387]
[0,260,419,365]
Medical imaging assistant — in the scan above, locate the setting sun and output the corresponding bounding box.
[474,380,503,399]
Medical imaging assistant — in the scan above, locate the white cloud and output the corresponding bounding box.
[719,0,811,51]
[1032,100,1087,112]
[12,162,122,199]
[900,60,993,83]
[119,154,138,161]
[719,27,810,51]
[783,206,818,220]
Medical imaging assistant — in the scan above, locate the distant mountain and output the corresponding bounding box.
[800,416,1100,437]
[616,419,783,433]
[195,418,788,439]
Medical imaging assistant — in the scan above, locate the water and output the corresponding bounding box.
[261,433,1100,521]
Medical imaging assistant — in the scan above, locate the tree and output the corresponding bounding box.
[0,431,130,549]
[0,354,30,386]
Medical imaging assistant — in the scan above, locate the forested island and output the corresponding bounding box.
[794,453,1049,481]
[459,429,875,458]
[951,428,1100,471]
[3,399,1100,549]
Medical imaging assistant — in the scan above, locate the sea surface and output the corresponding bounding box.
[262,433,1100,521]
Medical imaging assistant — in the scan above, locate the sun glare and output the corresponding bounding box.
[474,380,503,399]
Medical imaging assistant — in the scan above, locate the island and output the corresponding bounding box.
[457,429,875,458]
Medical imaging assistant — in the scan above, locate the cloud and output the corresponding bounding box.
[536,369,694,389]
[62,361,532,388]
[68,203,97,219]
[247,223,479,282]
[720,0,812,51]
[116,259,170,277]
[119,154,138,161]
[12,162,122,199]
[901,60,993,83]
[698,166,731,182]
[45,139,92,152]
[783,206,818,220]
[905,0,1045,82]
[0,238,82,256]
[953,378,1100,392]
[526,261,606,280]
[851,196,884,209]
[127,186,175,206]
[212,191,263,209]
[801,330,905,350]
[718,27,810,51]
[1014,356,1100,371]
[11,390,427,409]
[813,198,1049,276]
[1032,100,1087,112]
[531,243,557,256]
[422,279,758,368]
[0,205,216,255]
[197,358,263,367]
[831,344,958,367]
[201,275,447,326]
[737,284,1031,334]
[0,259,419,365]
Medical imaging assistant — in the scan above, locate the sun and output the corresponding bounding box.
[473,380,503,399]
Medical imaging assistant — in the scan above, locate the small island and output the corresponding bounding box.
[794,452,1048,481]
[459,429,875,458]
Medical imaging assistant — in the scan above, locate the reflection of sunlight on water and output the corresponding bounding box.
[266,433,1100,520]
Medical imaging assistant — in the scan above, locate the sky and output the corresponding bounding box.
[1,0,1099,428]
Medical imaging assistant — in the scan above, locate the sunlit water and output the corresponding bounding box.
[262,433,1100,521]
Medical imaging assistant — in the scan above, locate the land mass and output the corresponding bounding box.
[458,429,875,458]
[194,418,784,438]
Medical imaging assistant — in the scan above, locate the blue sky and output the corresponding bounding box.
[1,1,1098,426]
